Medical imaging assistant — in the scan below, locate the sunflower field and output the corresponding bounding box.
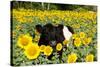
[11,6,97,66]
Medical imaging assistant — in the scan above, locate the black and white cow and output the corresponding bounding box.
[36,23,74,46]
[35,23,74,59]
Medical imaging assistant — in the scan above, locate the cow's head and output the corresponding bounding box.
[35,23,74,47]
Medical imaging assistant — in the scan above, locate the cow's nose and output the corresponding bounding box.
[50,41,56,47]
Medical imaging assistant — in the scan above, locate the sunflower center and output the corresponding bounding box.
[74,39,81,45]
[57,45,61,50]
[28,48,37,56]
[75,41,80,44]
[21,37,29,46]
[70,57,75,62]
[46,48,51,53]
[68,55,76,63]
[58,46,60,49]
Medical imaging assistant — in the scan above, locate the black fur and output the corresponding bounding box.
[36,23,65,47]
[35,23,74,60]
[66,26,74,34]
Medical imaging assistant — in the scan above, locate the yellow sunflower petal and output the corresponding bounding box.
[67,53,77,63]
[72,34,78,39]
[85,54,94,62]
[82,37,92,45]
[40,45,46,52]
[63,40,69,46]
[56,43,62,51]
[44,46,53,56]
[79,32,86,38]
[74,37,81,47]
[24,42,40,60]
[17,34,33,49]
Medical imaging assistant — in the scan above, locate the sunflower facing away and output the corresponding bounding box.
[85,54,94,62]
[67,53,77,63]
[72,33,78,39]
[74,37,81,47]
[82,37,92,45]
[63,40,69,46]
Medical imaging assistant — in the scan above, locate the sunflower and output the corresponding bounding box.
[79,32,86,38]
[85,54,94,62]
[82,37,92,45]
[72,34,78,39]
[56,43,62,51]
[74,37,81,47]
[17,34,32,49]
[33,36,40,42]
[44,46,53,56]
[40,45,46,52]
[67,53,77,63]
[63,40,69,46]
[24,42,40,60]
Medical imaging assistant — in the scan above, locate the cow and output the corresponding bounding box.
[35,23,74,60]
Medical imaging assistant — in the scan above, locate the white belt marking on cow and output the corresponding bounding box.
[63,26,72,46]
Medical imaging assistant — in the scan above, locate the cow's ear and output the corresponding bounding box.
[35,25,42,33]
[58,24,63,29]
